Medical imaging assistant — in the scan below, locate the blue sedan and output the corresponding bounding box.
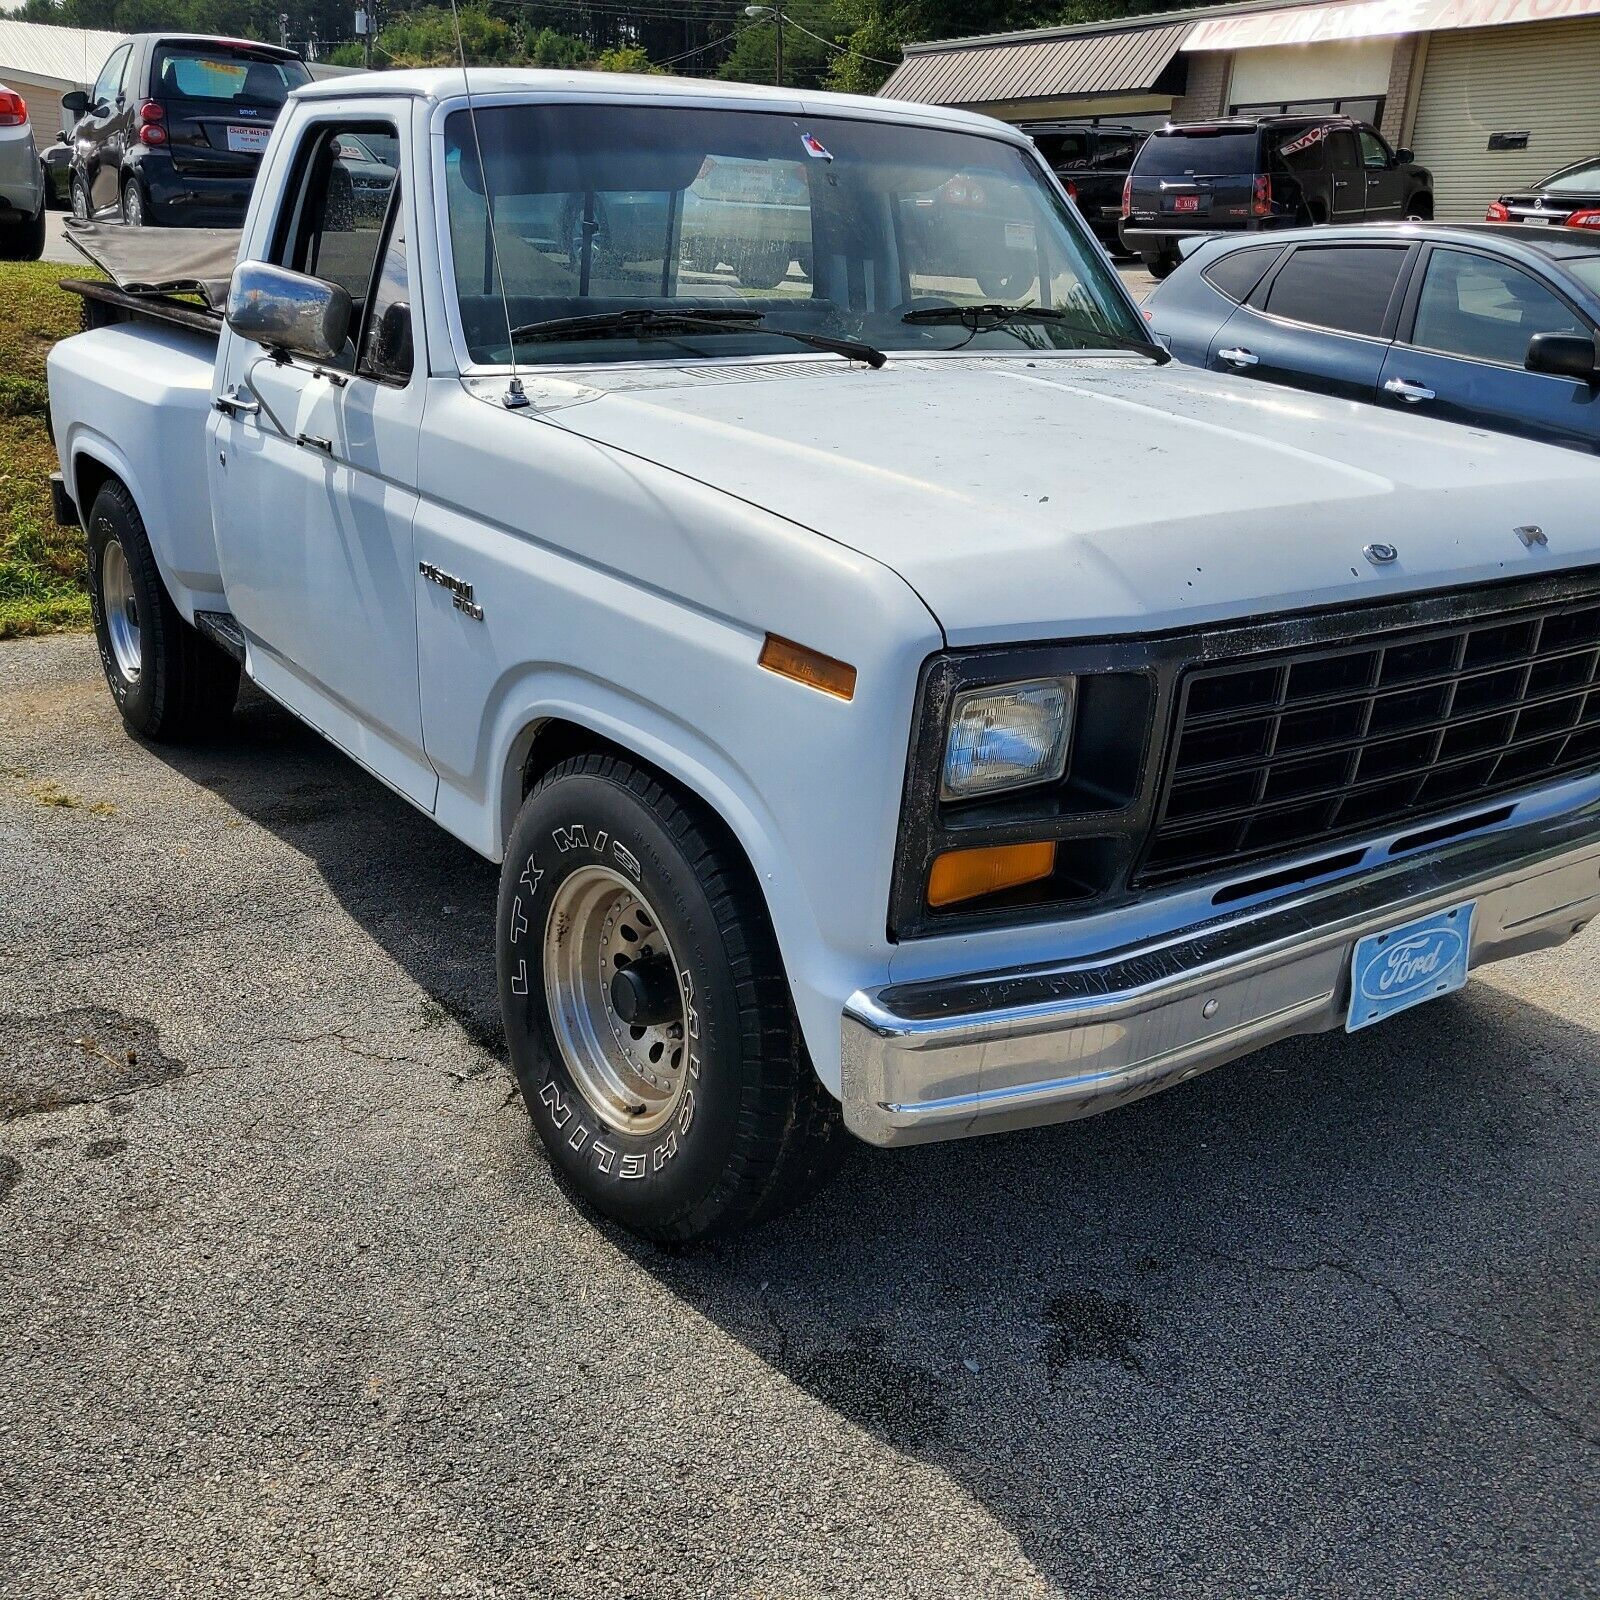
[1144,223,1600,453]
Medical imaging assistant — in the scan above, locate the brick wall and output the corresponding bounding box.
[1171,51,1230,120]
[1380,35,1419,144]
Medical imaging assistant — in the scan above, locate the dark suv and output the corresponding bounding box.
[1022,121,1149,252]
[64,33,309,227]
[1120,115,1433,277]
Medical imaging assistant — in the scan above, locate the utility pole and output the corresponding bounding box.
[279,11,289,49]
[744,4,786,86]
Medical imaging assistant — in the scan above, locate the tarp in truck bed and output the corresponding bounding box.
[63,220,242,310]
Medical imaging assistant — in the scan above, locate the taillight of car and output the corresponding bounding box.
[138,99,167,145]
[1485,200,1511,222]
[0,90,27,127]
[1566,208,1600,229]
[1251,173,1271,217]
[1120,174,1132,219]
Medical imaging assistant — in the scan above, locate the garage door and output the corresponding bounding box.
[1409,18,1600,220]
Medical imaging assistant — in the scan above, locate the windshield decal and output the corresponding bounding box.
[799,132,833,162]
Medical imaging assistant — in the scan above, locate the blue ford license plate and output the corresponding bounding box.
[1347,902,1474,1032]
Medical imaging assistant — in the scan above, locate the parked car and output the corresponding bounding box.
[1022,121,1148,251]
[1487,155,1600,230]
[1145,223,1600,453]
[48,74,1600,1242]
[0,79,46,259]
[40,134,72,209]
[63,33,309,227]
[1121,115,1433,278]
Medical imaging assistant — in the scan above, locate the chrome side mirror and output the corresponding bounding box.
[226,261,351,363]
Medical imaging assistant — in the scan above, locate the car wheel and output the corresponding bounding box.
[0,202,45,261]
[70,175,90,221]
[975,264,1031,299]
[121,179,149,227]
[1148,250,1181,281]
[85,480,239,741]
[498,753,848,1242]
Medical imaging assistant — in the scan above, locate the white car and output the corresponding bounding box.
[46,71,1600,1241]
[0,79,46,259]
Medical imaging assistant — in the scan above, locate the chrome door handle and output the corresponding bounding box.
[1384,377,1435,403]
[1218,346,1259,368]
[213,386,259,418]
[295,433,334,454]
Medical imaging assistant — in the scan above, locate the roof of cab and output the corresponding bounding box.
[288,65,1024,141]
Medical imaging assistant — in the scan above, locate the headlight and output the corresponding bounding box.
[941,677,1075,801]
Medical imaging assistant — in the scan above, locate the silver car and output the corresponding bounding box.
[0,78,46,259]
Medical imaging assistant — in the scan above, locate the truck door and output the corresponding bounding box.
[208,115,435,808]
[1325,128,1365,223]
[1358,127,1404,220]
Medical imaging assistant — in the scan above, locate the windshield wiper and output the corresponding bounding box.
[902,303,1170,363]
[508,306,886,368]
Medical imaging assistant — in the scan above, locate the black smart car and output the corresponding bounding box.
[1487,155,1600,231]
[1120,115,1433,278]
[1021,121,1149,252]
[63,33,309,227]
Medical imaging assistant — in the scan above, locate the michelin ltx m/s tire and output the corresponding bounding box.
[85,479,239,741]
[497,754,846,1242]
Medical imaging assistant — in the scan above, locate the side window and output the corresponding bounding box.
[1203,245,1286,304]
[358,204,411,382]
[92,46,129,109]
[274,121,400,368]
[1093,132,1139,171]
[1036,131,1091,171]
[1358,129,1392,170]
[1324,128,1360,173]
[1272,124,1327,178]
[1261,244,1409,336]
[1410,248,1585,367]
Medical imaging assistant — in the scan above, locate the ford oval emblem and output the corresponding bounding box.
[1364,542,1398,565]
[1356,926,1465,1005]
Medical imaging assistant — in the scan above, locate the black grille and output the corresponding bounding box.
[1140,593,1600,887]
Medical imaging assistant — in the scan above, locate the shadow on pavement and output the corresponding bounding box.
[150,686,1599,1594]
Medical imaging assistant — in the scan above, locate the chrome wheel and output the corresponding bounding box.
[122,184,142,226]
[544,866,689,1136]
[70,179,88,221]
[100,538,141,684]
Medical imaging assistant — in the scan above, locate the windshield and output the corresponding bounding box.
[442,103,1141,367]
[1137,130,1260,176]
[1544,158,1600,193]
[153,45,310,104]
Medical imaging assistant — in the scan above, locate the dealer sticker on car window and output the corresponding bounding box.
[1346,902,1474,1032]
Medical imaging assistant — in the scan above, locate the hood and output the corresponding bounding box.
[504,354,1600,648]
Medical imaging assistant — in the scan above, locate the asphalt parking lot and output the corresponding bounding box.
[2,634,1595,1598]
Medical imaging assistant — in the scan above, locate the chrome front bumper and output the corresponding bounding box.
[842,806,1600,1146]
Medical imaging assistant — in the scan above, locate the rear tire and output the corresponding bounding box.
[498,754,847,1242]
[1147,250,1180,280]
[120,178,150,227]
[0,202,45,261]
[85,480,239,741]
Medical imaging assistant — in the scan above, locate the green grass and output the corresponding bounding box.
[0,261,97,639]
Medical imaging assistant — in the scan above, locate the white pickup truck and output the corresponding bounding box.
[47,70,1600,1241]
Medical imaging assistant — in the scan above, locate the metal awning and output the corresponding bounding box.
[1183,0,1600,51]
[879,21,1190,108]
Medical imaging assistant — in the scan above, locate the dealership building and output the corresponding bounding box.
[879,0,1600,219]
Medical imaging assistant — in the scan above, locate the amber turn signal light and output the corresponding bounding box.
[927,842,1056,908]
[759,634,857,701]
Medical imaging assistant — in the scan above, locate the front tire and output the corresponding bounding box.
[498,754,846,1242]
[70,175,89,221]
[85,480,239,741]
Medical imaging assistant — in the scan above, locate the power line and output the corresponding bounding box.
[780,13,900,68]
